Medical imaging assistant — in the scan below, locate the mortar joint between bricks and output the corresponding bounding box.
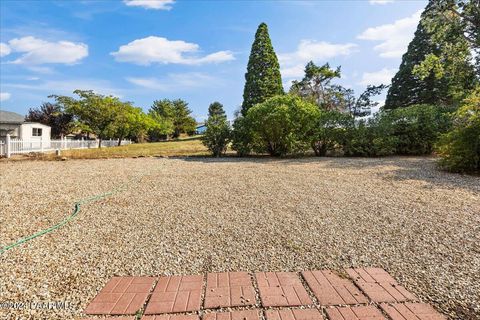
[248,272,263,309]
[296,271,320,308]
[199,271,208,317]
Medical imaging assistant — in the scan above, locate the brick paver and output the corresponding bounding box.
[266,308,324,320]
[203,310,260,320]
[302,270,368,306]
[82,317,136,320]
[345,268,416,303]
[144,275,203,314]
[142,315,200,320]
[380,302,447,320]
[255,272,312,307]
[84,277,156,315]
[204,272,256,308]
[325,306,386,320]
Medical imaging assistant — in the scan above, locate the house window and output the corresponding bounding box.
[32,128,43,137]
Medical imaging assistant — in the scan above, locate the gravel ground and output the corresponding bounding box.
[0,157,478,320]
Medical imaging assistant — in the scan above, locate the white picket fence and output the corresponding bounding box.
[0,135,131,158]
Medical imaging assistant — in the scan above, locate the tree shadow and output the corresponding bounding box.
[173,155,480,193]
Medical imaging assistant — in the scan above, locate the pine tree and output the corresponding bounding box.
[385,0,475,109]
[385,2,446,109]
[241,23,284,116]
[202,102,231,157]
[208,101,226,118]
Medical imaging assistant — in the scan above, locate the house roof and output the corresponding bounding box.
[0,110,25,124]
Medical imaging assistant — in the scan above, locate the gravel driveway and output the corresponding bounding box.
[0,157,478,319]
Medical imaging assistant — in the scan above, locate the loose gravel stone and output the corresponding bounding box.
[0,156,479,319]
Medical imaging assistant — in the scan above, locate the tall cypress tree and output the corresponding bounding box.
[241,23,284,116]
[385,0,475,109]
[385,2,445,109]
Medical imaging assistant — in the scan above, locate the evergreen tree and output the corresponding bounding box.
[385,0,476,109]
[148,99,196,139]
[202,103,231,157]
[208,101,226,118]
[385,2,447,109]
[241,23,284,116]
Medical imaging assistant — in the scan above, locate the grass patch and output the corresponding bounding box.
[38,137,209,160]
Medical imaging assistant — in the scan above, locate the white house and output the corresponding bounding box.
[0,110,51,141]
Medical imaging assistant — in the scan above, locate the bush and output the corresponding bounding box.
[436,88,480,173]
[231,116,253,156]
[201,115,231,157]
[311,110,353,156]
[342,115,397,157]
[386,104,452,155]
[245,95,319,156]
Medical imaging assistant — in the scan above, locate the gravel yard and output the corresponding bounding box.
[0,157,479,319]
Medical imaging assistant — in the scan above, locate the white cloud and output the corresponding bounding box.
[5,36,88,65]
[279,40,357,79]
[111,36,234,65]
[369,0,394,4]
[0,43,11,57]
[357,10,421,58]
[0,92,12,101]
[4,79,122,98]
[359,68,396,86]
[126,72,217,91]
[124,0,175,10]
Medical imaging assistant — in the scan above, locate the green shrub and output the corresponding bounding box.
[245,95,319,156]
[201,115,231,157]
[386,104,452,155]
[231,115,253,156]
[311,110,353,156]
[436,88,480,173]
[342,115,397,157]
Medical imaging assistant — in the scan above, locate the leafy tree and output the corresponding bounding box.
[311,110,353,156]
[148,99,196,139]
[148,99,175,140]
[25,102,74,138]
[202,103,231,157]
[171,99,196,138]
[385,0,476,109]
[208,101,226,118]
[351,85,389,117]
[290,61,386,116]
[422,0,479,71]
[290,61,342,111]
[112,104,155,145]
[51,90,124,148]
[437,87,480,172]
[231,115,253,156]
[386,104,452,155]
[342,115,397,157]
[246,95,319,156]
[241,23,284,116]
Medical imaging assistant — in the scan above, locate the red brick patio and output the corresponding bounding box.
[83,268,446,320]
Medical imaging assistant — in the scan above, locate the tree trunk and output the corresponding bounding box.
[117,136,123,146]
[98,137,102,148]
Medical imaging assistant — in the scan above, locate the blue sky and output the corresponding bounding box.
[0,0,427,120]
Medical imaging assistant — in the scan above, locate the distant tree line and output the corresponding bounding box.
[27,90,197,147]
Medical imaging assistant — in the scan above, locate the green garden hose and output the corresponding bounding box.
[0,174,142,254]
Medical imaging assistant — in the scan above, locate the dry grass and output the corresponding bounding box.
[29,137,208,160]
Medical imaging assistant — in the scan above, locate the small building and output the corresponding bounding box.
[0,110,51,141]
[196,123,207,134]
